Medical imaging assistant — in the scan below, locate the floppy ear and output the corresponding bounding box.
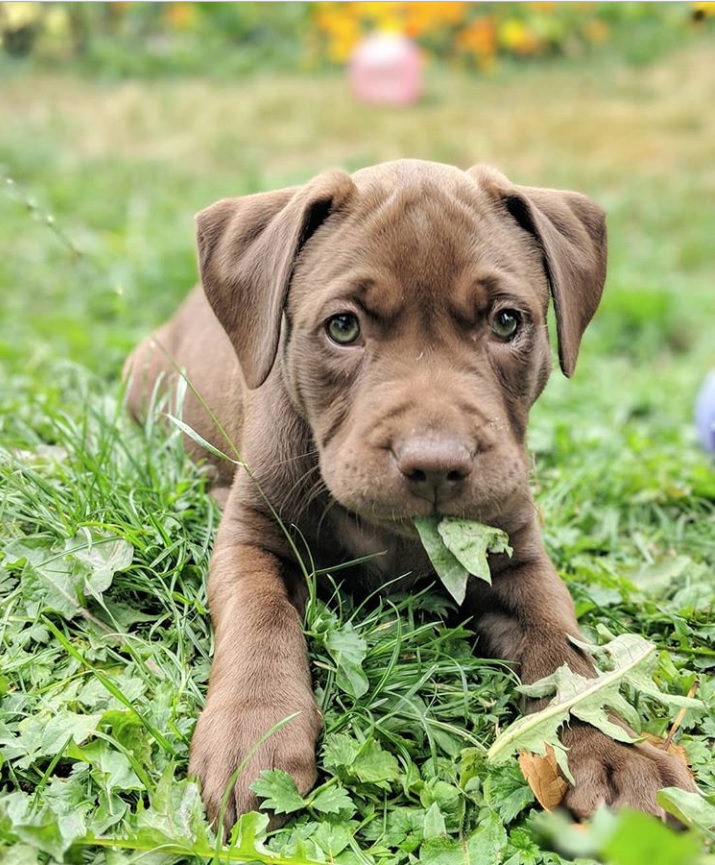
[469,166,607,377]
[196,170,355,388]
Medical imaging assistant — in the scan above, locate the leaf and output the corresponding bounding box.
[65,530,134,597]
[488,634,703,775]
[415,517,512,605]
[481,763,536,824]
[657,787,715,837]
[438,518,512,585]
[311,819,357,857]
[309,784,355,816]
[602,808,702,865]
[251,769,306,815]
[321,733,400,789]
[414,517,470,605]
[322,732,361,774]
[423,802,447,839]
[15,710,102,765]
[136,765,212,849]
[0,791,84,859]
[67,739,142,792]
[325,624,369,699]
[7,530,134,620]
[518,746,568,811]
[352,738,401,785]
[228,810,272,856]
[8,539,83,619]
[418,810,508,865]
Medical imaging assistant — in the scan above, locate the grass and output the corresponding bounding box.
[2,35,715,865]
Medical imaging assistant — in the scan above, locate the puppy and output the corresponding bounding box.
[126,159,695,831]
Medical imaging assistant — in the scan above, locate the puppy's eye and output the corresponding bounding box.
[326,313,361,345]
[491,309,521,341]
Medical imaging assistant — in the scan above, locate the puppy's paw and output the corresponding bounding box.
[188,694,322,834]
[561,724,697,821]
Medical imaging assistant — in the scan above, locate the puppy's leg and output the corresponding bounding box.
[465,537,696,819]
[189,527,320,833]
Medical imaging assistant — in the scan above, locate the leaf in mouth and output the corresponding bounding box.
[414,516,513,605]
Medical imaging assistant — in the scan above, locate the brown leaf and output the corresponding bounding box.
[518,745,569,811]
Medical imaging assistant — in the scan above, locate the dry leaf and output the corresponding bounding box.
[643,733,691,771]
[518,745,569,811]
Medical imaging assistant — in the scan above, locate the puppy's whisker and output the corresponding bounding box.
[296,477,329,522]
[272,448,320,468]
[280,463,321,506]
[315,496,339,540]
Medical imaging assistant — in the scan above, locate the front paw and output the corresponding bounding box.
[561,724,697,820]
[188,694,322,833]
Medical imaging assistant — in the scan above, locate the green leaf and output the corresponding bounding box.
[0,843,44,865]
[65,529,134,597]
[438,518,512,585]
[466,811,510,865]
[7,530,134,619]
[136,765,212,848]
[482,764,536,824]
[0,791,84,859]
[311,819,357,857]
[228,810,272,856]
[415,517,512,604]
[67,739,142,792]
[602,808,702,865]
[321,733,400,790]
[15,710,102,765]
[414,517,470,605]
[657,787,715,837]
[251,769,306,815]
[310,784,355,816]
[352,738,401,785]
[325,624,369,698]
[418,810,508,864]
[322,732,362,774]
[423,802,447,839]
[8,539,83,619]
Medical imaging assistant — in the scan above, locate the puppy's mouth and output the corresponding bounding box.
[344,500,495,540]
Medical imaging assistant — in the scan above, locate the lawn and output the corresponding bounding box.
[1,33,715,865]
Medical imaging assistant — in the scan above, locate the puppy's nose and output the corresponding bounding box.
[394,437,472,502]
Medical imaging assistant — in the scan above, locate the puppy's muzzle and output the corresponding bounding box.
[392,435,472,505]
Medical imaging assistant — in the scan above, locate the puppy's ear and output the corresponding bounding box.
[196,170,355,388]
[469,166,607,377]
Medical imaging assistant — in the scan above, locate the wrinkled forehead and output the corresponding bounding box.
[291,168,548,314]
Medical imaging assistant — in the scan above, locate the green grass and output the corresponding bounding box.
[2,37,715,864]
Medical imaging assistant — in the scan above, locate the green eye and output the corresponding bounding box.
[326,313,361,345]
[491,309,521,340]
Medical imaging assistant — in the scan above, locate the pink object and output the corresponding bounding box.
[349,32,423,106]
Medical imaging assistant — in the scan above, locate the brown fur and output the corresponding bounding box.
[125,159,694,831]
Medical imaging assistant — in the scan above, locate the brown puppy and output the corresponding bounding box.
[126,160,695,831]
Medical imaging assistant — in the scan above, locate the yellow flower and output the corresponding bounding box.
[499,19,541,56]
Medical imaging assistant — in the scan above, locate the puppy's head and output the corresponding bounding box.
[197,160,606,529]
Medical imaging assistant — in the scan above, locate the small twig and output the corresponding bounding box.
[661,680,699,751]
